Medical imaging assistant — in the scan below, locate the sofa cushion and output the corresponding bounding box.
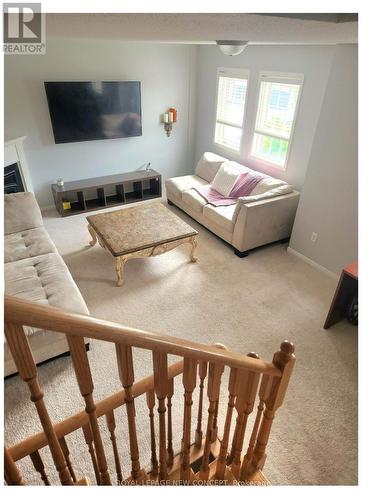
[5,252,89,336]
[239,184,294,204]
[211,162,241,196]
[4,227,57,263]
[249,176,288,196]
[165,175,208,200]
[4,192,44,235]
[181,189,207,213]
[195,152,228,183]
[203,204,240,233]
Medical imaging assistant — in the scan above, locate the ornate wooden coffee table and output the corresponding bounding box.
[87,202,198,286]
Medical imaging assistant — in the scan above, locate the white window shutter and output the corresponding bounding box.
[251,72,303,168]
[214,69,248,152]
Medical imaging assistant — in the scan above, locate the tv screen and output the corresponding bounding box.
[44,81,142,144]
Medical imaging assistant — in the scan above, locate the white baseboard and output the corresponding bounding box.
[287,246,339,281]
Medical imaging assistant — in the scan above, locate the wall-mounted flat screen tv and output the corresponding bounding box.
[44,81,142,144]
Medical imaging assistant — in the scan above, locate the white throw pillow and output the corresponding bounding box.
[210,162,240,196]
[195,152,228,183]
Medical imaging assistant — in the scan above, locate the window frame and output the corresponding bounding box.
[213,67,250,155]
[249,71,304,171]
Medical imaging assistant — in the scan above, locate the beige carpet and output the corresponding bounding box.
[4,200,357,485]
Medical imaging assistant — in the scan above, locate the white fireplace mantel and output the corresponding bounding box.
[4,136,34,193]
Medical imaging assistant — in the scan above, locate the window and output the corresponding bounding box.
[214,69,248,152]
[251,72,303,168]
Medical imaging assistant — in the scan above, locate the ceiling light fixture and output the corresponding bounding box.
[216,40,248,56]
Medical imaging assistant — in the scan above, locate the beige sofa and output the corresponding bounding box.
[4,192,89,376]
[166,152,300,257]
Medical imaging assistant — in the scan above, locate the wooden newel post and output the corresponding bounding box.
[66,335,111,485]
[4,322,73,485]
[252,341,296,470]
[180,357,198,482]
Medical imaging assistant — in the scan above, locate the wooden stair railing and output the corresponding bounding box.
[4,295,296,486]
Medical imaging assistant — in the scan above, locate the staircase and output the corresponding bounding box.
[4,295,295,486]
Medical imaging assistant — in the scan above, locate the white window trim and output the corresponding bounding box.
[248,70,304,171]
[213,67,250,156]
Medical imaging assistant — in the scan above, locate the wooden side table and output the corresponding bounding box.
[324,262,358,329]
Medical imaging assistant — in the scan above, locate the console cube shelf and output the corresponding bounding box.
[51,170,162,217]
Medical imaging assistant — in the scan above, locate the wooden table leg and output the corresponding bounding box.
[190,236,198,263]
[114,257,125,287]
[88,224,97,247]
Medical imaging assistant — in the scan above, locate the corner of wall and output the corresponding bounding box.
[187,45,199,173]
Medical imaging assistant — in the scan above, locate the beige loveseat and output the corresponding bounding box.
[166,152,300,256]
[4,192,89,376]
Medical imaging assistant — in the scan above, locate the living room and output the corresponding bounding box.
[2,3,370,496]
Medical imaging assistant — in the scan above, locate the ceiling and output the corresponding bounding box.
[46,13,358,45]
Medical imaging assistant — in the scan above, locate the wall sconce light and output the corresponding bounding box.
[162,108,177,137]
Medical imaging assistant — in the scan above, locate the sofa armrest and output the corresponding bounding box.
[232,191,300,252]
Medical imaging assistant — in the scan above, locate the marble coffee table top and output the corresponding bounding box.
[87,202,198,256]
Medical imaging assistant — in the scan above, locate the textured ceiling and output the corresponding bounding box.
[46,13,358,44]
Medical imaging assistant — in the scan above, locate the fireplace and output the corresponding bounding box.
[4,136,34,195]
[4,162,25,194]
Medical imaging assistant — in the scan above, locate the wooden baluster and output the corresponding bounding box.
[152,351,169,481]
[215,367,238,479]
[115,343,144,482]
[252,341,296,470]
[82,424,101,485]
[167,378,174,467]
[199,362,224,481]
[228,414,239,464]
[59,436,77,483]
[240,374,273,480]
[230,353,261,478]
[106,411,123,483]
[146,390,158,475]
[4,322,73,485]
[4,447,25,485]
[180,358,198,482]
[66,335,111,485]
[210,400,220,442]
[194,361,207,447]
[30,450,50,485]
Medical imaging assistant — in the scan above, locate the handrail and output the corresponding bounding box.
[4,296,281,376]
[9,359,185,462]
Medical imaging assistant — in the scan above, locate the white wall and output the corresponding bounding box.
[289,45,358,275]
[4,40,198,207]
[194,44,335,189]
